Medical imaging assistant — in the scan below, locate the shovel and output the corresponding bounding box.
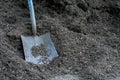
[21,0,58,64]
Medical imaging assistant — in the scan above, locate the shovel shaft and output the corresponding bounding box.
[28,0,36,35]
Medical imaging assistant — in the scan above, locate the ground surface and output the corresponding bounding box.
[0,0,120,80]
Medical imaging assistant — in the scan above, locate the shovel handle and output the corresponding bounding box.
[28,0,37,35]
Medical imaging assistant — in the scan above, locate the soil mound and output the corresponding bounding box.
[0,0,120,80]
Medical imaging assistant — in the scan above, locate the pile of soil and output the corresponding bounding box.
[0,0,120,80]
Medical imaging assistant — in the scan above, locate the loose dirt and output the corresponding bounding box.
[31,44,48,57]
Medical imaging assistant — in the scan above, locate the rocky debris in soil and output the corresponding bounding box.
[110,77,120,80]
[48,74,82,80]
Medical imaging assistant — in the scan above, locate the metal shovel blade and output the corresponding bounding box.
[21,33,58,64]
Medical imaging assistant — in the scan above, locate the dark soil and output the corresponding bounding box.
[0,0,120,80]
[32,44,48,57]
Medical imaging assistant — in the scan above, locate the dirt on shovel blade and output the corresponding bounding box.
[31,44,48,57]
